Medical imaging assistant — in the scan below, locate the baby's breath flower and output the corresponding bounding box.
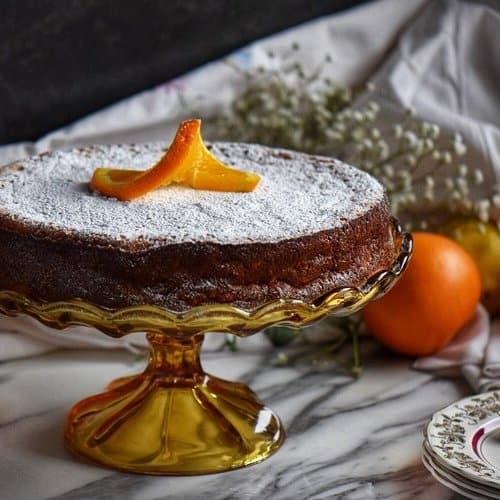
[362,138,373,149]
[351,127,366,141]
[393,124,403,138]
[406,154,417,167]
[424,189,434,202]
[421,122,431,136]
[382,164,394,178]
[474,169,484,185]
[377,140,389,160]
[458,164,468,177]
[453,134,467,156]
[445,178,454,190]
[429,124,440,140]
[423,138,435,152]
[333,122,346,133]
[477,199,491,222]
[478,199,491,211]
[442,151,452,164]
[364,110,376,122]
[424,177,435,201]
[403,131,419,149]
[456,177,469,195]
[352,110,363,122]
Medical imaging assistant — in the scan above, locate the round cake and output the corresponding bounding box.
[0,142,396,311]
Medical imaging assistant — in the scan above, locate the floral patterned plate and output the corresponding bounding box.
[425,391,500,491]
[423,441,500,499]
[422,446,500,500]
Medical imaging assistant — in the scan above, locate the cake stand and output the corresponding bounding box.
[0,220,411,475]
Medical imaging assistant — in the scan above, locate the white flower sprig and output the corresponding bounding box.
[346,110,497,230]
[207,46,499,230]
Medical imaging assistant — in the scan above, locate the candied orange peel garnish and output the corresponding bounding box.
[89,119,260,201]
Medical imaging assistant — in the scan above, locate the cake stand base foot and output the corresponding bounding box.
[64,333,284,475]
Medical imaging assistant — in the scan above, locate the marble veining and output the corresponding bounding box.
[0,337,470,499]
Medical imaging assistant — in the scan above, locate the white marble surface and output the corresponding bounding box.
[0,336,471,499]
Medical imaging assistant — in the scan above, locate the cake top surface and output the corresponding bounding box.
[0,142,385,248]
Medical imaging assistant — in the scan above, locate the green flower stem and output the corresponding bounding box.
[348,320,362,377]
[324,330,348,354]
[223,335,239,352]
[411,158,447,184]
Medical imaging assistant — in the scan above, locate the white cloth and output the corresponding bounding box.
[355,0,500,199]
[413,306,500,392]
[0,315,148,361]
[1,0,500,378]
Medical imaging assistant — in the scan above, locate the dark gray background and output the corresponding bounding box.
[0,1,368,144]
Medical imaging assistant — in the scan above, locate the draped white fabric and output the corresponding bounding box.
[0,0,499,393]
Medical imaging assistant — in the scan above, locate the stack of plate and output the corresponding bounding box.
[423,391,500,499]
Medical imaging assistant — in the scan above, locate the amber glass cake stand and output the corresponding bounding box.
[0,222,411,475]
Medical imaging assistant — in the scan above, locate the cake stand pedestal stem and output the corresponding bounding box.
[147,332,203,378]
[64,330,284,475]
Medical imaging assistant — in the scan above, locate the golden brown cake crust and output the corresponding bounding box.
[0,203,394,311]
[0,143,396,311]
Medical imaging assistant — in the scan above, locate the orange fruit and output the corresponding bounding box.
[90,119,260,200]
[362,232,481,356]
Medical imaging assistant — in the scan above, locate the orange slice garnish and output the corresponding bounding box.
[89,119,260,201]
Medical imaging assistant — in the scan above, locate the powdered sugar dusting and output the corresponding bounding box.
[0,142,385,247]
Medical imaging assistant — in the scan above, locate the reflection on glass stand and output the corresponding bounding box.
[0,222,411,475]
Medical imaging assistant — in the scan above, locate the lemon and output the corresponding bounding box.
[444,218,500,315]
